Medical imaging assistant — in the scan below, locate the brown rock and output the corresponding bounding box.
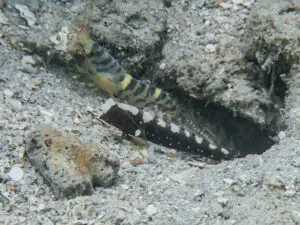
[25,127,120,198]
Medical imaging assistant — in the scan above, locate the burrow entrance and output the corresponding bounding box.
[141,38,292,158]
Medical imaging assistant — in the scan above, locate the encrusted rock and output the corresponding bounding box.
[25,127,120,198]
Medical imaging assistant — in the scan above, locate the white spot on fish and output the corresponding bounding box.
[135,129,141,137]
[157,118,167,127]
[184,130,191,137]
[221,148,229,155]
[209,144,217,150]
[195,135,203,144]
[170,123,180,133]
[159,63,166,70]
[100,98,117,114]
[143,111,154,123]
[118,102,139,115]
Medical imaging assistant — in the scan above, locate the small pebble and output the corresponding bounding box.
[8,99,23,110]
[238,174,250,184]
[43,116,53,124]
[291,158,300,168]
[219,2,232,9]
[292,211,300,224]
[0,120,8,128]
[133,208,141,216]
[15,112,27,121]
[191,207,201,213]
[0,192,10,208]
[52,201,66,214]
[193,189,205,201]
[38,216,54,225]
[86,106,94,113]
[278,131,286,140]
[120,184,130,190]
[17,25,29,30]
[38,107,54,117]
[18,64,37,74]
[205,44,216,53]
[169,168,198,185]
[232,0,244,4]
[3,89,14,97]
[285,190,296,197]
[223,178,234,185]
[188,161,207,168]
[71,205,83,219]
[21,55,37,65]
[217,197,229,206]
[159,63,166,70]
[30,80,42,89]
[232,4,239,11]
[7,166,24,182]
[242,1,254,8]
[18,147,26,162]
[73,117,80,124]
[146,204,158,216]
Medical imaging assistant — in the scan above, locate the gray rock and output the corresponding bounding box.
[14,4,37,27]
[7,166,24,182]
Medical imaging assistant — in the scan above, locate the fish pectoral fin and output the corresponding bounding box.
[92,72,121,97]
